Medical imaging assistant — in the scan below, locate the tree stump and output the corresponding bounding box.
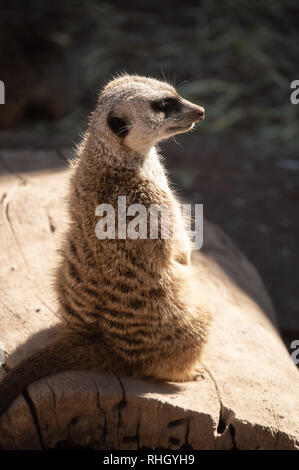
[0,150,298,450]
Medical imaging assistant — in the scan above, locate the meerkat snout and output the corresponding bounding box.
[166,100,205,135]
[94,75,205,154]
[187,103,205,122]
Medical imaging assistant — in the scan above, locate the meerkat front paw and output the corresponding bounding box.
[173,231,192,265]
[175,250,191,265]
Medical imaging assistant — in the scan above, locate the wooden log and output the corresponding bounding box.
[0,150,298,450]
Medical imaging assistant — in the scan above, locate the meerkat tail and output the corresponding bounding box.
[0,332,105,419]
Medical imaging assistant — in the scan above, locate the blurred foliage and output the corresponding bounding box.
[1,0,299,150]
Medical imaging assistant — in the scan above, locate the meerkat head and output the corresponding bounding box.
[92,74,205,155]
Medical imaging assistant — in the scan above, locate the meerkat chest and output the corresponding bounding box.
[139,148,189,248]
[141,148,170,194]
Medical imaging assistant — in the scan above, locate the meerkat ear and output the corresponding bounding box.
[107,112,129,137]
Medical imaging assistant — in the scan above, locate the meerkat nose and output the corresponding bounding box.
[187,103,205,122]
[196,106,205,120]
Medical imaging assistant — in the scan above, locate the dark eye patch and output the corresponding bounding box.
[151,97,181,116]
[107,112,129,137]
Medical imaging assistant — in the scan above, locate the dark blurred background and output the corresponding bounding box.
[0,0,298,351]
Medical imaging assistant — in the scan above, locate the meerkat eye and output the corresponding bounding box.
[151,97,180,115]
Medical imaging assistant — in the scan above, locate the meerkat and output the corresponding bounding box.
[0,74,210,418]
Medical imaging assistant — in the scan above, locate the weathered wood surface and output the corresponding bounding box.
[0,149,298,450]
